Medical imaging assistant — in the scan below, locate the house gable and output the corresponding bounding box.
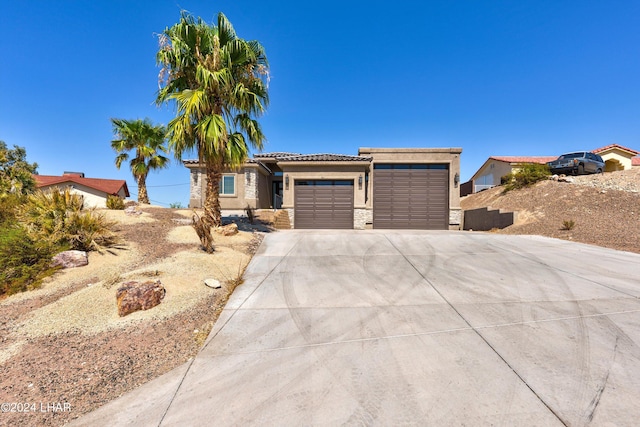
[593,144,639,171]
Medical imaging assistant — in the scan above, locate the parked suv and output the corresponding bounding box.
[547,152,604,175]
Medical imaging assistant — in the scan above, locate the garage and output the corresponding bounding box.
[294,180,354,229]
[373,164,449,229]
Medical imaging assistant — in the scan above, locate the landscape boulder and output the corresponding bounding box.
[116,280,166,317]
[51,250,88,269]
[215,223,238,236]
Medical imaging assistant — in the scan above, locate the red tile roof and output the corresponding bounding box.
[632,157,640,166]
[593,144,639,155]
[490,156,557,164]
[34,175,130,197]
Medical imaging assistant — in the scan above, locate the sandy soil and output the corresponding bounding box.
[0,207,268,427]
[461,168,640,254]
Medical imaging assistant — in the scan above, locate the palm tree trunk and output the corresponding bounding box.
[137,174,150,204]
[204,160,222,227]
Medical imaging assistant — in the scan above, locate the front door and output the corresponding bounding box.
[272,181,283,209]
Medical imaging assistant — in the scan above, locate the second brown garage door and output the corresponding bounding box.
[373,164,449,229]
[294,180,354,229]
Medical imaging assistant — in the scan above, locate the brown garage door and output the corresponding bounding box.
[294,180,354,229]
[373,164,449,229]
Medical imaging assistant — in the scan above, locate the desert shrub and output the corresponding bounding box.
[169,202,183,208]
[0,225,58,296]
[106,195,125,210]
[562,219,576,231]
[17,188,123,253]
[502,163,551,193]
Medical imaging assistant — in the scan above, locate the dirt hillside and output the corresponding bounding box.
[461,168,640,254]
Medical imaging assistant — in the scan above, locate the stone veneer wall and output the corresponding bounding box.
[449,208,462,229]
[354,209,372,230]
[286,208,294,227]
[244,168,258,201]
[189,169,203,207]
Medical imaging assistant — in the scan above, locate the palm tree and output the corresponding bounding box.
[156,11,269,228]
[110,118,170,204]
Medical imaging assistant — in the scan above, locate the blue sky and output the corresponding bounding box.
[2,1,639,206]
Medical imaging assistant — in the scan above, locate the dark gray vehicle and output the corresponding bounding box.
[547,151,604,175]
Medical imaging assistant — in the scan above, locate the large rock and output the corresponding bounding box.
[116,280,166,317]
[51,250,88,268]
[215,223,238,236]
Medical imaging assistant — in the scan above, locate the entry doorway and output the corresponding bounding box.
[272,181,283,209]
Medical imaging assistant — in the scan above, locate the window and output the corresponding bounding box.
[219,175,235,195]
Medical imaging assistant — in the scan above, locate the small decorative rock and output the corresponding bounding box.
[116,280,165,317]
[51,250,88,268]
[215,223,238,236]
[124,206,142,216]
[204,278,222,289]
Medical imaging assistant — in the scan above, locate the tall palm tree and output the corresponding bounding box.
[110,118,170,204]
[156,11,269,228]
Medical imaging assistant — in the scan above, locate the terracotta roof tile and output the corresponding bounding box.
[593,144,639,155]
[632,157,640,166]
[34,175,129,197]
[490,156,557,164]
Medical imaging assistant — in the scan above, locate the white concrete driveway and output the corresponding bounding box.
[74,231,640,426]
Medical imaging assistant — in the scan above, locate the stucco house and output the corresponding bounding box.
[34,172,129,208]
[463,144,640,196]
[592,144,640,171]
[463,156,556,196]
[185,147,463,230]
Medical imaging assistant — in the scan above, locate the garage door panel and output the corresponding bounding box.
[373,165,449,230]
[295,182,354,229]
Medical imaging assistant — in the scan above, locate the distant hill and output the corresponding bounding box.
[461,169,640,254]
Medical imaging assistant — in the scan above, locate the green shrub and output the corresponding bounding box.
[106,195,125,210]
[502,163,551,193]
[0,225,58,296]
[169,202,183,209]
[17,188,123,253]
[0,194,22,225]
[562,219,576,231]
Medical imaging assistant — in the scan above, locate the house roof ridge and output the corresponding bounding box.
[593,144,639,155]
[34,174,129,197]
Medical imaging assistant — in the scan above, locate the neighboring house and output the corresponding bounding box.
[34,172,129,208]
[184,147,463,230]
[463,156,556,196]
[463,144,640,197]
[592,144,640,171]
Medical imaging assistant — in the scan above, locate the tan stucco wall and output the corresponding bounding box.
[279,163,369,209]
[186,164,270,210]
[472,160,513,191]
[40,183,125,208]
[600,150,633,171]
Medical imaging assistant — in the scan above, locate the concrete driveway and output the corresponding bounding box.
[74,231,640,426]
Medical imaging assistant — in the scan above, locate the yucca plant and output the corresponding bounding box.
[17,188,123,253]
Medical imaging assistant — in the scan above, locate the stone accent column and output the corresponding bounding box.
[286,208,295,228]
[354,209,372,230]
[449,208,462,230]
[244,169,258,202]
[189,168,203,208]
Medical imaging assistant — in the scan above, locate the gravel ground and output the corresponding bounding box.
[0,207,267,427]
[461,168,640,254]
